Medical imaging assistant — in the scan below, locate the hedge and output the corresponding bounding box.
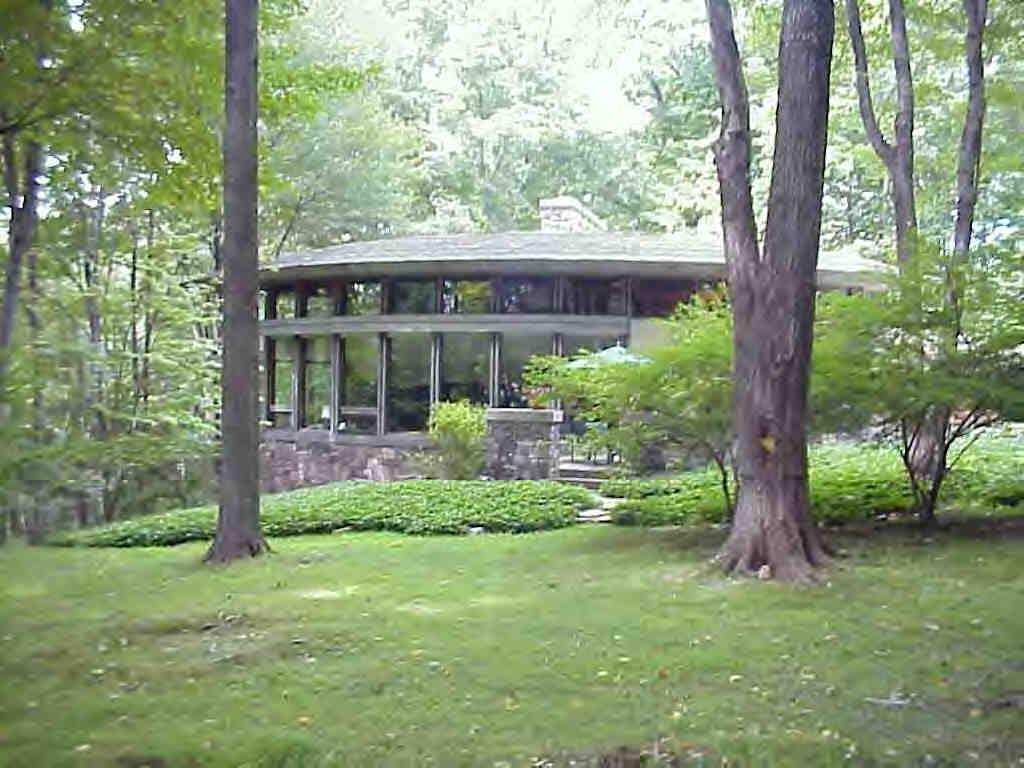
[607,438,1022,527]
[51,480,596,548]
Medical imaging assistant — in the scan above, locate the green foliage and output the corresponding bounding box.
[606,439,1022,528]
[609,467,731,526]
[427,401,487,480]
[814,247,1024,517]
[807,444,913,524]
[0,0,367,534]
[51,480,594,547]
[944,433,1024,508]
[526,290,734,474]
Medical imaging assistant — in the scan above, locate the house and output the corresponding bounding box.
[257,197,884,489]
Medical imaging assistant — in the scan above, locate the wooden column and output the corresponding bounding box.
[434,276,445,313]
[429,332,442,406]
[329,334,342,435]
[291,336,305,430]
[554,275,567,313]
[263,337,275,422]
[488,332,501,407]
[262,289,278,423]
[331,280,346,315]
[376,332,388,435]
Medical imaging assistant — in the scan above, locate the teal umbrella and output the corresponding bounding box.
[566,344,651,369]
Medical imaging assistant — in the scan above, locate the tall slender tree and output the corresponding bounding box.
[706,0,835,581]
[844,0,917,265]
[207,0,268,562]
[844,0,989,521]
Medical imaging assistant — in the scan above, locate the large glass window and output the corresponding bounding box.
[303,337,331,429]
[389,279,436,314]
[632,279,698,317]
[387,334,431,431]
[441,280,493,314]
[440,333,490,404]
[305,285,334,318]
[565,278,627,315]
[274,290,296,320]
[271,338,295,428]
[499,334,553,407]
[497,277,555,314]
[338,334,378,435]
[346,281,382,315]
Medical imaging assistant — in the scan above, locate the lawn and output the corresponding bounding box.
[1,522,1022,767]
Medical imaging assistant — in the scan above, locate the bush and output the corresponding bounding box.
[607,439,1021,527]
[427,401,487,480]
[807,444,911,524]
[50,480,595,547]
[944,435,1024,507]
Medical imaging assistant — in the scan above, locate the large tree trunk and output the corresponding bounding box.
[206,0,267,563]
[707,0,834,582]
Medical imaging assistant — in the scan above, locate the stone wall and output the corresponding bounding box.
[260,431,427,493]
[485,408,563,480]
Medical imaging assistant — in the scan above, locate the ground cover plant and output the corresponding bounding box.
[51,481,594,548]
[605,438,1023,527]
[2,523,1023,766]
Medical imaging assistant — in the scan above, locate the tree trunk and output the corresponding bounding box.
[206,0,267,563]
[950,0,987,302]
[707,0,834,582]
[0,137,42,394]
[845,0,917,264]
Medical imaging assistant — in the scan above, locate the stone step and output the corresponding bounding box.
[557,461,615,480]
[576,509,613,523]
[558,476,606,490]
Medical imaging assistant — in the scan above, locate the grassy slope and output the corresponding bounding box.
[1,525,1022,767]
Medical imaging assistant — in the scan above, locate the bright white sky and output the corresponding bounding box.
[301,0,709,135]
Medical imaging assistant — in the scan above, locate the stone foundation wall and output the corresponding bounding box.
[260,432,427,493]
[485,408,563,480]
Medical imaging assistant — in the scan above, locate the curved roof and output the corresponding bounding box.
[261,231,889,289]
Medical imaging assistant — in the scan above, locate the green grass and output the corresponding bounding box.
[2,523,1023,766]
[50,480,595,547]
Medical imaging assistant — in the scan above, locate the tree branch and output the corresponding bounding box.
[2,131,18,211]
[952,0,987,260]
[844,0,893,164]
[705,0,760,269]
[888,0,915,163]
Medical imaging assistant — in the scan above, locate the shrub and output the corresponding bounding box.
[606,483,729,528]
[50,480,595,548]
[608,439,1021,527]
[427,401,487,480]
[944,435,1024,507]
[807,444,911,524]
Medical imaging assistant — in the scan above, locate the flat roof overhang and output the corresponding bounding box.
[259,257,885,291]
[258,231,891,291]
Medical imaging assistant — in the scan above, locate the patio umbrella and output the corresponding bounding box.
[566,344,651,369]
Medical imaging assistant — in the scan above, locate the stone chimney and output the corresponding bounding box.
[538,196,608,233]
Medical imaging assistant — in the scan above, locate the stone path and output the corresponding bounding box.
[576,495,617,524]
